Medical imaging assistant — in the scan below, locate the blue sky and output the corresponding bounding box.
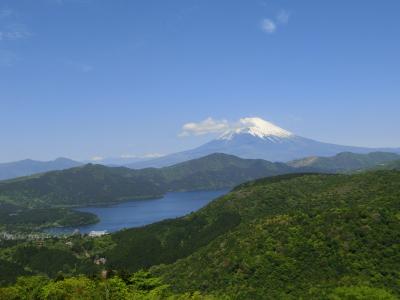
[1,0,399,162]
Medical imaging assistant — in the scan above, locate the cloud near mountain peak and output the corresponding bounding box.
[179,117,288,137]
[179,117,230,137]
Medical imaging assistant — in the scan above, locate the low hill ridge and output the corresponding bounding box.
[288,151,400,172]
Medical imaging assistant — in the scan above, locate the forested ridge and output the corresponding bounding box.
[2,152,399,210]
[288,151,400,172]
[0,153,307,231]
[1,170,399,299]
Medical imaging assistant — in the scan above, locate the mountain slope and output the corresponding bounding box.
[0,154,306,209]
[0,164,165,208]
[2,151,399,211]
[374,159,400,171]
[148,171,400,299]
[128,117,400,168]
[159,153,300,191]
[288,151,400,172]
[0,202,98,232]
[0,158,83,181]
[2,171,399,298]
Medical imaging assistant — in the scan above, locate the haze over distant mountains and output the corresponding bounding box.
[0,158,83,181]
[1,152,399,209]
[1,117,399,180]
[127,117,400,168]
[0,153,302,208]
[90,153,165,166]
[288,152,400,173]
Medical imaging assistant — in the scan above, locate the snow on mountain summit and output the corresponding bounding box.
[127,116,400,168]
[218,117,294,140]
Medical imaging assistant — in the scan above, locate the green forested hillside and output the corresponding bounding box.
[159,153,297,191]
[0,154,303,210]
[1,152,399,212]
[0,273,396,300]
[0,203,98,232]
[0,154,308,232]
[0,271,223,300]
[288,151,400,172]
[1,171,399,299]
[0,164,165,208]
[375,159,400,170]
[151,171,400,299]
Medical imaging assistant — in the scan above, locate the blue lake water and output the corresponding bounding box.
[45,189,229,235]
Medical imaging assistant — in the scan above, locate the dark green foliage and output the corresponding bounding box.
[328,286,397,300]
[106,210,241,272]
[1,170,400,299]
[1,152,399,212]
[0,164,165,208]
[0,203,98,231]
[159,153,298,191]
[0,259,30,286]
[0,273,218,299]
[152,171,400,299]
[13,246,81,277]
[0,154,306,210]
[0,153,308,230]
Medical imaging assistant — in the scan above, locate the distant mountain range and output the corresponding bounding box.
[0,158,83,181]
[126,117,400,168]
[1,152,400,209]
[288,151,400,173]
[0,153,305,208]
[1,117,398,179]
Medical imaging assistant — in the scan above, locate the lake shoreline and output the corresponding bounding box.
[44,189,229,235]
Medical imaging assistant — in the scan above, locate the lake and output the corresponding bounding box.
[45,189,229,235]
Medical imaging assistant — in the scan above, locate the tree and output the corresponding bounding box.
[328,286,397,300]
[40,276,96,300]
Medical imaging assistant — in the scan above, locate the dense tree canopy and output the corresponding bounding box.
[1,170,400,299]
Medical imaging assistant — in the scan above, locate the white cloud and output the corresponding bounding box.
[180,117,230,137]
[260,19,277,34]
[277,10,290,24]
[260,9,290,34]
[0,9,30,66]
[0,9,31,42]
[0,24,30,41]
[119,154,138,159]
[90,156,104,161]
[141,153,164,158]
[120,153,164,159]
[179,116,290,138]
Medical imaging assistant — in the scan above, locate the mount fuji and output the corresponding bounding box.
[127,117,400,168]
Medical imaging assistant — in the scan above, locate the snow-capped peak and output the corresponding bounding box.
[218,117,294,140]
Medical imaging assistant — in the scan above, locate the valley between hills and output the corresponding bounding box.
[0,150,400,299]
[2,1,400,298]
[0,151,399,234]
[1,169,399,299]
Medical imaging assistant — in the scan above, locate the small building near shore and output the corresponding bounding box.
[88,230,107,237]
